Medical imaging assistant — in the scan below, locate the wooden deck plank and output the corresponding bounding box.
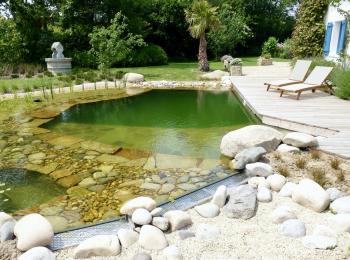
[229,62,350,159]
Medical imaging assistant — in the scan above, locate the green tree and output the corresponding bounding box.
[88,12,145,71]
[207,3,251,57]
[291,0,329,58]
[0,17,26,64]
[185,0,221,71]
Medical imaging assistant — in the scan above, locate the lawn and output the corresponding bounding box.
[0,57,291,92]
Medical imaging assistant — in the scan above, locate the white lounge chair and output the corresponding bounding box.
[278,66,333,100]
[264,60,312,91]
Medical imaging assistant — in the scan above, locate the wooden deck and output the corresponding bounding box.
[229,62,350,159]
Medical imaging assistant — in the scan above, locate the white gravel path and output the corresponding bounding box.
[56,193,350,260]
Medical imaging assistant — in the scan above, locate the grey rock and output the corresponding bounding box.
[177,183,196,191]
[140,182,161,191]
[233,147,267,170]
[152,217,169,231]
[222,185,257,219]
[177,176,190,183]
[18,246,55,260]
[279,219,306,238]
[159,184,175,194]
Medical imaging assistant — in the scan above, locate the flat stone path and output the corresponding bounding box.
[228,62,350,159]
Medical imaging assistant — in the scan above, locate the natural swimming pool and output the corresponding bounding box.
[43,90,257,159]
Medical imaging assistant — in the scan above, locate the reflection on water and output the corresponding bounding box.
[0,168,66,213]
[43,90,257,158]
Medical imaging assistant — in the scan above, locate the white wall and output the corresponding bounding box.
[324,1,350,59]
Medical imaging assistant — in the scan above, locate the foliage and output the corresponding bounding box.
[277,166,290,177]
[309,168,327,187]
[126,44,168,67]
[207,3,252,57]
[310,150,321,160]
[185,0,221,71]
[88,12,145,70]
[0,17,26,64]
[277,38,293,59]
[333,68,350,100]
[291,0,329,58]
[73,51,98,69]
[295,157,307,169]
[262,37,278,57]
[330,158,341,170]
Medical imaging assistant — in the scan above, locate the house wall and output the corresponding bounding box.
[324,1,350,59]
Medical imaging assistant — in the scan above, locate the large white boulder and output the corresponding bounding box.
[139,225,168,250]
[131,208,152,225]
[14,214,54,251]
[257,186,272,202]
[123,73,144,83]
[120,197,156,215]
[18,247,56,260]
[279,219,306,238]
[117,229,139,248]
[74,235,120,258]
[271,206,297,224]
[232,147,267,169]
[330,196,350,214]
[164,210,192,232]
[211,185,227,208]
[266,174,286,191]
[283,132,318,148]
[276,144,300,153]
[278,182,297,197]
[220,125,283,158]
[246,162,273,177]
[194,203,220,218]
[292,179,330,212]
[326,188,344,202]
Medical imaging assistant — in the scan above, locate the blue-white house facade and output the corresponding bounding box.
[324,1,350,60]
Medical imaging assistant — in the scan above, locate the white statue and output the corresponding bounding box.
[51,42,65,59]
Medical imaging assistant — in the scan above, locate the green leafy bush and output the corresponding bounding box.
[277,38,293,59]
[333,68,350,100]
[127,44,168,67]
[73,51,98,69]
[262,37,278,57]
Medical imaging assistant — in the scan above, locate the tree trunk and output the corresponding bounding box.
[198,33,209,72]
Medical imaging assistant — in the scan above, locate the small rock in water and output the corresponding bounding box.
[266,174,286,191]
[120,197,156,215]
[278,182,297,197]
[74,235,120,258]
[326,188,344,202]
[163,245,183,260]
[117,228,138,248]
[211,185,227,208]
[132,252,152,260]
[222,185,257,219]
[257,186,272,202]
[271,206,297,224]
[178,230,195,240]
[279,219,306,238]
[330,196,350,214]
[163,210,192,232]
[159,184,175,194]
[139,225,168,250]
[196,224,220,240]
[152,217,169,231]
[245,162,273,177]
[132,208,152,225]
[194,203,220,218]
[18,246,55,260]
[302,235,337,250]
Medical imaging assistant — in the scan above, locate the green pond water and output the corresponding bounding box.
[43,90,257,158]
[0,168,66,213]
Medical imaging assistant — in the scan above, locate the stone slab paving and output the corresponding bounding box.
[227,62,350,159]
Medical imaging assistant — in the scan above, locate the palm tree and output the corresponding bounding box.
[185,0,221,72]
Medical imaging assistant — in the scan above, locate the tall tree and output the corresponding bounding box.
[291,0,329,57]
[185,0,221,71]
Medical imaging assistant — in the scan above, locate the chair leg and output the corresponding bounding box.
[280,91,284,97]
[266,84,271,91]
[296,92,301,100]
[312,89,316,93]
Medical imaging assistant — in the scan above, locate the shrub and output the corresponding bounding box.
[114,71,124,80]
[11,74,19,79]
[333,68,350,100]
[310,150,321,160]
[277,38,293,59]
[262,37,278,57]
[0,84,10,94]
[23,85,32,93]
[309,168,327,187]
[43,71,53,77]
[295,157,307,169]
[75,78,84,85]
[273,152,282,161]
[336,170,345,182]
[277,166,290,177]
[330,158,341,170]
[127,44,168,67]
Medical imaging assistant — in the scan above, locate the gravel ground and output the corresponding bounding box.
[55,193,350,260]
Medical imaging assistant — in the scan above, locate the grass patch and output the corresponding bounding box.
[310,150,321,160]
[309,168,327,187]
[273,152,283,161]
[330,158,341,170]
[295,157,307,169]
[276,165,290,177]
[336,170,345,182]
